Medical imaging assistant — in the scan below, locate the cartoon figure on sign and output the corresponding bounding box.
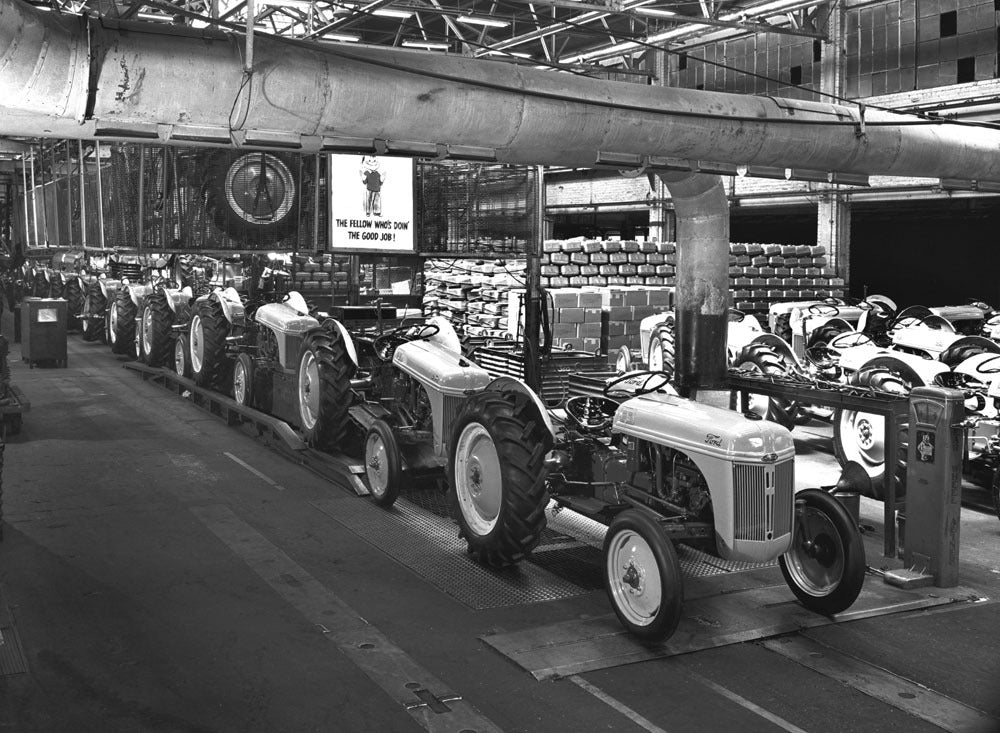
[917,431,935,463]
[360,156,386,217]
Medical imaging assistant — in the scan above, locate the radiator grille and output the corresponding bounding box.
[732,460,793,542]
[433,393,465,452]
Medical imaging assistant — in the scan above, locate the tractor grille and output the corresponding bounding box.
[433,393,465,452]
[732,460,793,542]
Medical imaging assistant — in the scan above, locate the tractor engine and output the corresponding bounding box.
[389,369,435,433]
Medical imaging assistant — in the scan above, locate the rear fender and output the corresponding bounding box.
[857,353,949,386]
[214,287,245,325]
[324,318,359,368]
[422,315,461,355]
[748,333,802,370]
[483,376,556,442]
[165,286,193,314]
[128,283,154,308]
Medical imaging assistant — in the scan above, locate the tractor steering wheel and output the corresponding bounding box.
[372,321,441,361]
[933,372,988,413]
[974,354,1000,375]
[603,370,672,399]
[808,302,841,317]
[828,331,873,350]
[564,395,619,432]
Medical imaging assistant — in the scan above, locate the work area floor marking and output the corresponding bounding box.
[224,452,286,491]
[761,635,1000,733]
[482,581,979,680]
[568,676,669,733]
[190,503,505,733]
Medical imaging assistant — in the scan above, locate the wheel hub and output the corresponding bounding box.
[621,560,645,594]
[855,418,874,449]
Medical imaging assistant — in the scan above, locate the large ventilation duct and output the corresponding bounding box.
[4,0,999,391]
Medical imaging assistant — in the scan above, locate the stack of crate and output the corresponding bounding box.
[293,254,350,296]
[730,243,844,313]
[601,286,673,354]
[540,239,674,288]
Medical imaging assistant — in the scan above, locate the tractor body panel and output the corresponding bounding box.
[255,301,320,368]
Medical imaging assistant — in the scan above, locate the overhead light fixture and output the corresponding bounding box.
[484,50,533,58]
[402,39,450,49]
[259,0,314,7]
[318,32,362,42]
[137,11,169,21]
[372,8,413,17]
[456,14,510,27]
[633,7,676,17]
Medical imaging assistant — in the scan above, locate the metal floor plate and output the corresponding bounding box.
[314,490,780,610]
[0,627,28,676]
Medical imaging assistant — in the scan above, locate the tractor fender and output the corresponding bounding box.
[422,315,462,355]
[213,286,245,326]
[99,278,121,299]
[483,375,556,442]
[748,333,803,370]
[164,286,193,314]
[856,353,950,386]
[128,283,154,308]
[324,318,359,368]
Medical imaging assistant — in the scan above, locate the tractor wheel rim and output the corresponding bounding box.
[109,305,118,342]
[174,338,185,375]
[454,423,502,536]
[840,410,885,467]
[606,528,661,626]
[190,315,204,372]
[365,431,389,495]
[784,506,844,595]
[298,350,320,430]
[234,360,248,403]
[142,307,153,355]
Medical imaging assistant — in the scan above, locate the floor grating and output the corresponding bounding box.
[0,626,28,676]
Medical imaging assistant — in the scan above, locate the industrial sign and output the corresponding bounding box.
[328,154,415,254]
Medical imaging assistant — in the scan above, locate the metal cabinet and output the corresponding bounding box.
[21,298,67,368]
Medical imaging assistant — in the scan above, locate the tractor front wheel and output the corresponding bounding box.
[296,326,356,451]
[448,389,551,567]
[365,419,402,507]
[779,489,866,616]
[603,509,684,640]
[174,336,192,379]
[232,352,255,406]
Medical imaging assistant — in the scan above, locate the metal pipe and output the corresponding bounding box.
[29,149,38,247]
[95,141,106,249]
[21,154,30,248]
[78,139,87,248]
[65,140,73,248]
[657,171,730,395]
[4,1,1000,183]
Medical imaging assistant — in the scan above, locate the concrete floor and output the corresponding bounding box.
[1,330,999,733]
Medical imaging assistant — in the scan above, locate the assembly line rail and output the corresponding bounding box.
[122,362,369,496]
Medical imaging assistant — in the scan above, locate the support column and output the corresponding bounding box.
[656,171,730,398]
[817,194,851,286]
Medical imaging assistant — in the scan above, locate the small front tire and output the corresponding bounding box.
[365,419,402,508]
[603,509,684,640]
[232,353,255,406]
[779,489,866,616]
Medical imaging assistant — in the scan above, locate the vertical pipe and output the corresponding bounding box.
[21,154,30,248]
[245,0,255,73]
[159,146,168,251]
[77,139,87,249]
[39,146,50,246]
[522,165,544,392]
[95,141,106,249]
[29,149,38,247]
[65,140,73,249]
[656,171,730,397]
[49,144,60,246]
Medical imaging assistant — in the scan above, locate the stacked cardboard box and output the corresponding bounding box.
[540,239,674,289]
[293,254,351,295]
[729,243,845,312]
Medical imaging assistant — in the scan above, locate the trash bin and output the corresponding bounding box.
[21,297,68,368]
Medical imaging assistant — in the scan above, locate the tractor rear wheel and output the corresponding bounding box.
[111,288,137,357]
[448,388,551,567]
[365,419,402,508]
[833,363,917,499]
[65,278,84,331]
[190,298,233,390]
[991,468,1000,523]
[779,489,866,615]
[81,285,106,343]
[773,312,792,343]
[296,326,356,451]
[604,508,683,640]
[733,343,799,429]
[647,321,675,376]
[142,290,177,368]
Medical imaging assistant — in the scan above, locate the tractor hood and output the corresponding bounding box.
[393,340,492,397]
[255,300,320,334]
[890,326,962,357]
[614,392,795,464]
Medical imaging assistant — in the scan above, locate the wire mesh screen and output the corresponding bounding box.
[416,162,537,256]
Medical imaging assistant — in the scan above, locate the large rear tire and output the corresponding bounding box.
[65,277,84,331]
[779,489,866,615]
[190,298,233,390]
[296,326,356,451]
[143,289,178,368]
[733,342,798,429]
[81,284,107,343]
[833,363,917,499]
[604,509,684,640]
[111,288,137,357]
[447,388,552,567]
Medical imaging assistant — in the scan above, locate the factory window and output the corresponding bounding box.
[939,11,957,38]
[790,65,802,85]
[678,52,688,70]
[813,40,822,62]
[957,56,975,83]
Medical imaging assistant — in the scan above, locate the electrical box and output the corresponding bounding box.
[902,386,964,587]
[21,298,68,367]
